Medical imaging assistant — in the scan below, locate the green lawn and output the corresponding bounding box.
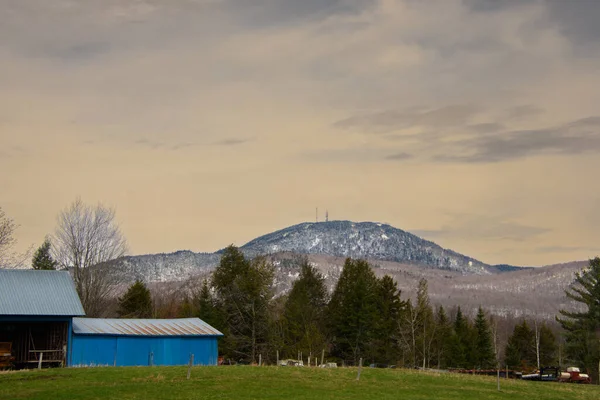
[1,366,598,400]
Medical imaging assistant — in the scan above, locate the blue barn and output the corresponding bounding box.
[71,317,223,367]
[0,269,85,368]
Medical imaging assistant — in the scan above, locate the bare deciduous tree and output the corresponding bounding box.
[52,198,128,316]
[0,207,17,267]
[0,207,31,269]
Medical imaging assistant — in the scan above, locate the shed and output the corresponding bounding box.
[0,269,85,368]
[71,317,223,367]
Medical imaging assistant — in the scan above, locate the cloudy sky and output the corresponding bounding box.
[2,0,600,266]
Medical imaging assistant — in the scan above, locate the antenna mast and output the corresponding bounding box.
[316,207,318,223]
[326,210,329,222]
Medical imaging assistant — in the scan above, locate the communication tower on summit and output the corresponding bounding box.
[326,210,329,222]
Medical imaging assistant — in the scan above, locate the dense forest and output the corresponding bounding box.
[117,246,600,381]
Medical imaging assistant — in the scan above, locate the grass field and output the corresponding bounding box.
[1,366,598,400]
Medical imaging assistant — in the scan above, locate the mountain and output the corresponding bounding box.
[104,220,585,320]
[112,250,219,284]
[110,220,504,285]
[239,221,492,274]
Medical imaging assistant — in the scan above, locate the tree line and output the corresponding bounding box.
[2,203,599,380]
[143,245,563,371]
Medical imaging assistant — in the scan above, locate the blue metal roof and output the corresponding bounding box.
[72,318,223,336]
[0,269,85,316]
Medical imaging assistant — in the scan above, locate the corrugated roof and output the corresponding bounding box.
[0,269,85,316]
[72,318,223,336]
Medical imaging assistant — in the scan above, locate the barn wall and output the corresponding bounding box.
[71,335,218,367]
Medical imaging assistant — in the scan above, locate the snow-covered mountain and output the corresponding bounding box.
[112,251,219,283]
[103,220,586,320]
[239,221,490,274]
[108,220,513,285]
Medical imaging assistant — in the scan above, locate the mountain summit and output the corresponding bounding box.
[239,221,489,274]
[112,220,516,285]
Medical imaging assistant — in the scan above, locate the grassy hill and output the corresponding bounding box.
[1,366,598,400]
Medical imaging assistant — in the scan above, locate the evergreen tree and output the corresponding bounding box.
[32,237,57,270]
[433,305,453,368]
[282,257,328,358]
[194,279,221,329]
[557,257,600,381]
[447,307,470,368]
[212,246,274,363]
[117,280,152,318]
[327,258,379,365]
[505,320,535,370]
[538,323,558,367]
[371,275,404,364]
[177,295,195,317]
[473,307,496,369]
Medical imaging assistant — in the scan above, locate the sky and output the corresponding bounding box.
[2,0,600,267]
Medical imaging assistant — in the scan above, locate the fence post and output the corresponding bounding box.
[321,349,324,366]
[38,352,43,370]
[149,352,154,367]
[497,368,500,391]
[259,354,262,367]
[356,358,362,381]
[276,350,279,367]
[187,354,194,380]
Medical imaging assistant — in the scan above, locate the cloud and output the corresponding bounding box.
[412,212,551,242]
[535,245,591,254]
[544,0,600,47]
[464,0,600,49]
[333,105,479,134]
[134,139,200,151]
[134,138,166,150]
[506,105,544,120]
[2,0,600,267]
[170,142,197,151]
[212,138,250,146]
[385,152,413,161]
[435,115,600,163]
[35,41,110,62]
[462,0,526,13]
[0,146,26,159]
[220,0,356,29]
[467,123,505,134]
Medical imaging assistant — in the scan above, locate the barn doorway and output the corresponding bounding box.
[0,321,68,369]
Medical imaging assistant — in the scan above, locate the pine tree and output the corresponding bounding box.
[177,295,195,317]
[117,280,153,318]
[557,257,600,381]
[538,323,558,367]
[32,237,57,270]
[327,258,379,365]
[371,275,404,364]
[473,307,496,369]
[194,279,221,329]
[282,257,328,358]
[447,307,470,368]
[433,305,453,369]
[212,246,274,363]
[505,320,535,370]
